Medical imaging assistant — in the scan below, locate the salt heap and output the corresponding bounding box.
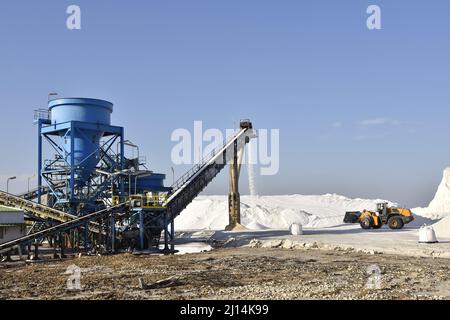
[431,216,450,239]
[411,168,450,238]
[414,168,450,220]
[175,194,394,231]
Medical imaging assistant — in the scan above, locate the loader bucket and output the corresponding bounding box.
[344,211,361,224]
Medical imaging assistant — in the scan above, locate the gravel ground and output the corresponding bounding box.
[1,247,450,300]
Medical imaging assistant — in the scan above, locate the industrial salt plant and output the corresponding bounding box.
[0,98,255,259]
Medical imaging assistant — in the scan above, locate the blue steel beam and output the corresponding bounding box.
[41,121,123,136]
[38,120,43,205]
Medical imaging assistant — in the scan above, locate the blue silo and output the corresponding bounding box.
[49,98,113,186]
[37,97,125,214]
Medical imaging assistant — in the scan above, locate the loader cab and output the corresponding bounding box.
[377,202,388,218]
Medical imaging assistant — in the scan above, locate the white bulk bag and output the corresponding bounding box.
[419,225,438,243]
[290,223,303,236]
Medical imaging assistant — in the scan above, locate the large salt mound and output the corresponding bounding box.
[175,194,395,231]
[413,168,450,220]
[432,216,450,239]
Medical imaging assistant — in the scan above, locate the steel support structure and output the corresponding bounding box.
[35,116,125,252]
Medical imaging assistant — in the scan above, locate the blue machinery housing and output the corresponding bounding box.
[0,97,254,258]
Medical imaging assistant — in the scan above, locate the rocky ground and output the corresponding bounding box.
[1,247,450,300]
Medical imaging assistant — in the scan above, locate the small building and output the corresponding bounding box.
[0,205,26,245]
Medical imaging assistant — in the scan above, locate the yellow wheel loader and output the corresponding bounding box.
[344,202,414,230]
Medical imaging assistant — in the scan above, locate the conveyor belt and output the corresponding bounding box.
[0,202,128,253]
[165,123,254,221]
[0,190,77,223]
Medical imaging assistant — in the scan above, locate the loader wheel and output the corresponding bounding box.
[360,217,373,229]
[388,217,404,230]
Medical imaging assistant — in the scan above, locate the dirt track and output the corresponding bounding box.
[1,247,450,300]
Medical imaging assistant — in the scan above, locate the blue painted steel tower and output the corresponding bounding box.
[36,98,125,215]
[34,97,172,252]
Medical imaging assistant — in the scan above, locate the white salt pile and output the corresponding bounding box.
[405,167,450,237]
[173,167,450,235]
[414,168,450,220]
[175,194,395,231]
[431,216,450,239]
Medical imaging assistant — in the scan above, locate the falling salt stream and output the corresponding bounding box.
[247,142,258,208]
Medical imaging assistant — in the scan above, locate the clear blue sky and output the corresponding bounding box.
[1,0,450,207]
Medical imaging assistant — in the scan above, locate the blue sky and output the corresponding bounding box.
[1,0,450,207]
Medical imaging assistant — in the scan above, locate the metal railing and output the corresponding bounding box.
[34,109,51,122]
[138,156,147,165]
[113,193,168,209]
